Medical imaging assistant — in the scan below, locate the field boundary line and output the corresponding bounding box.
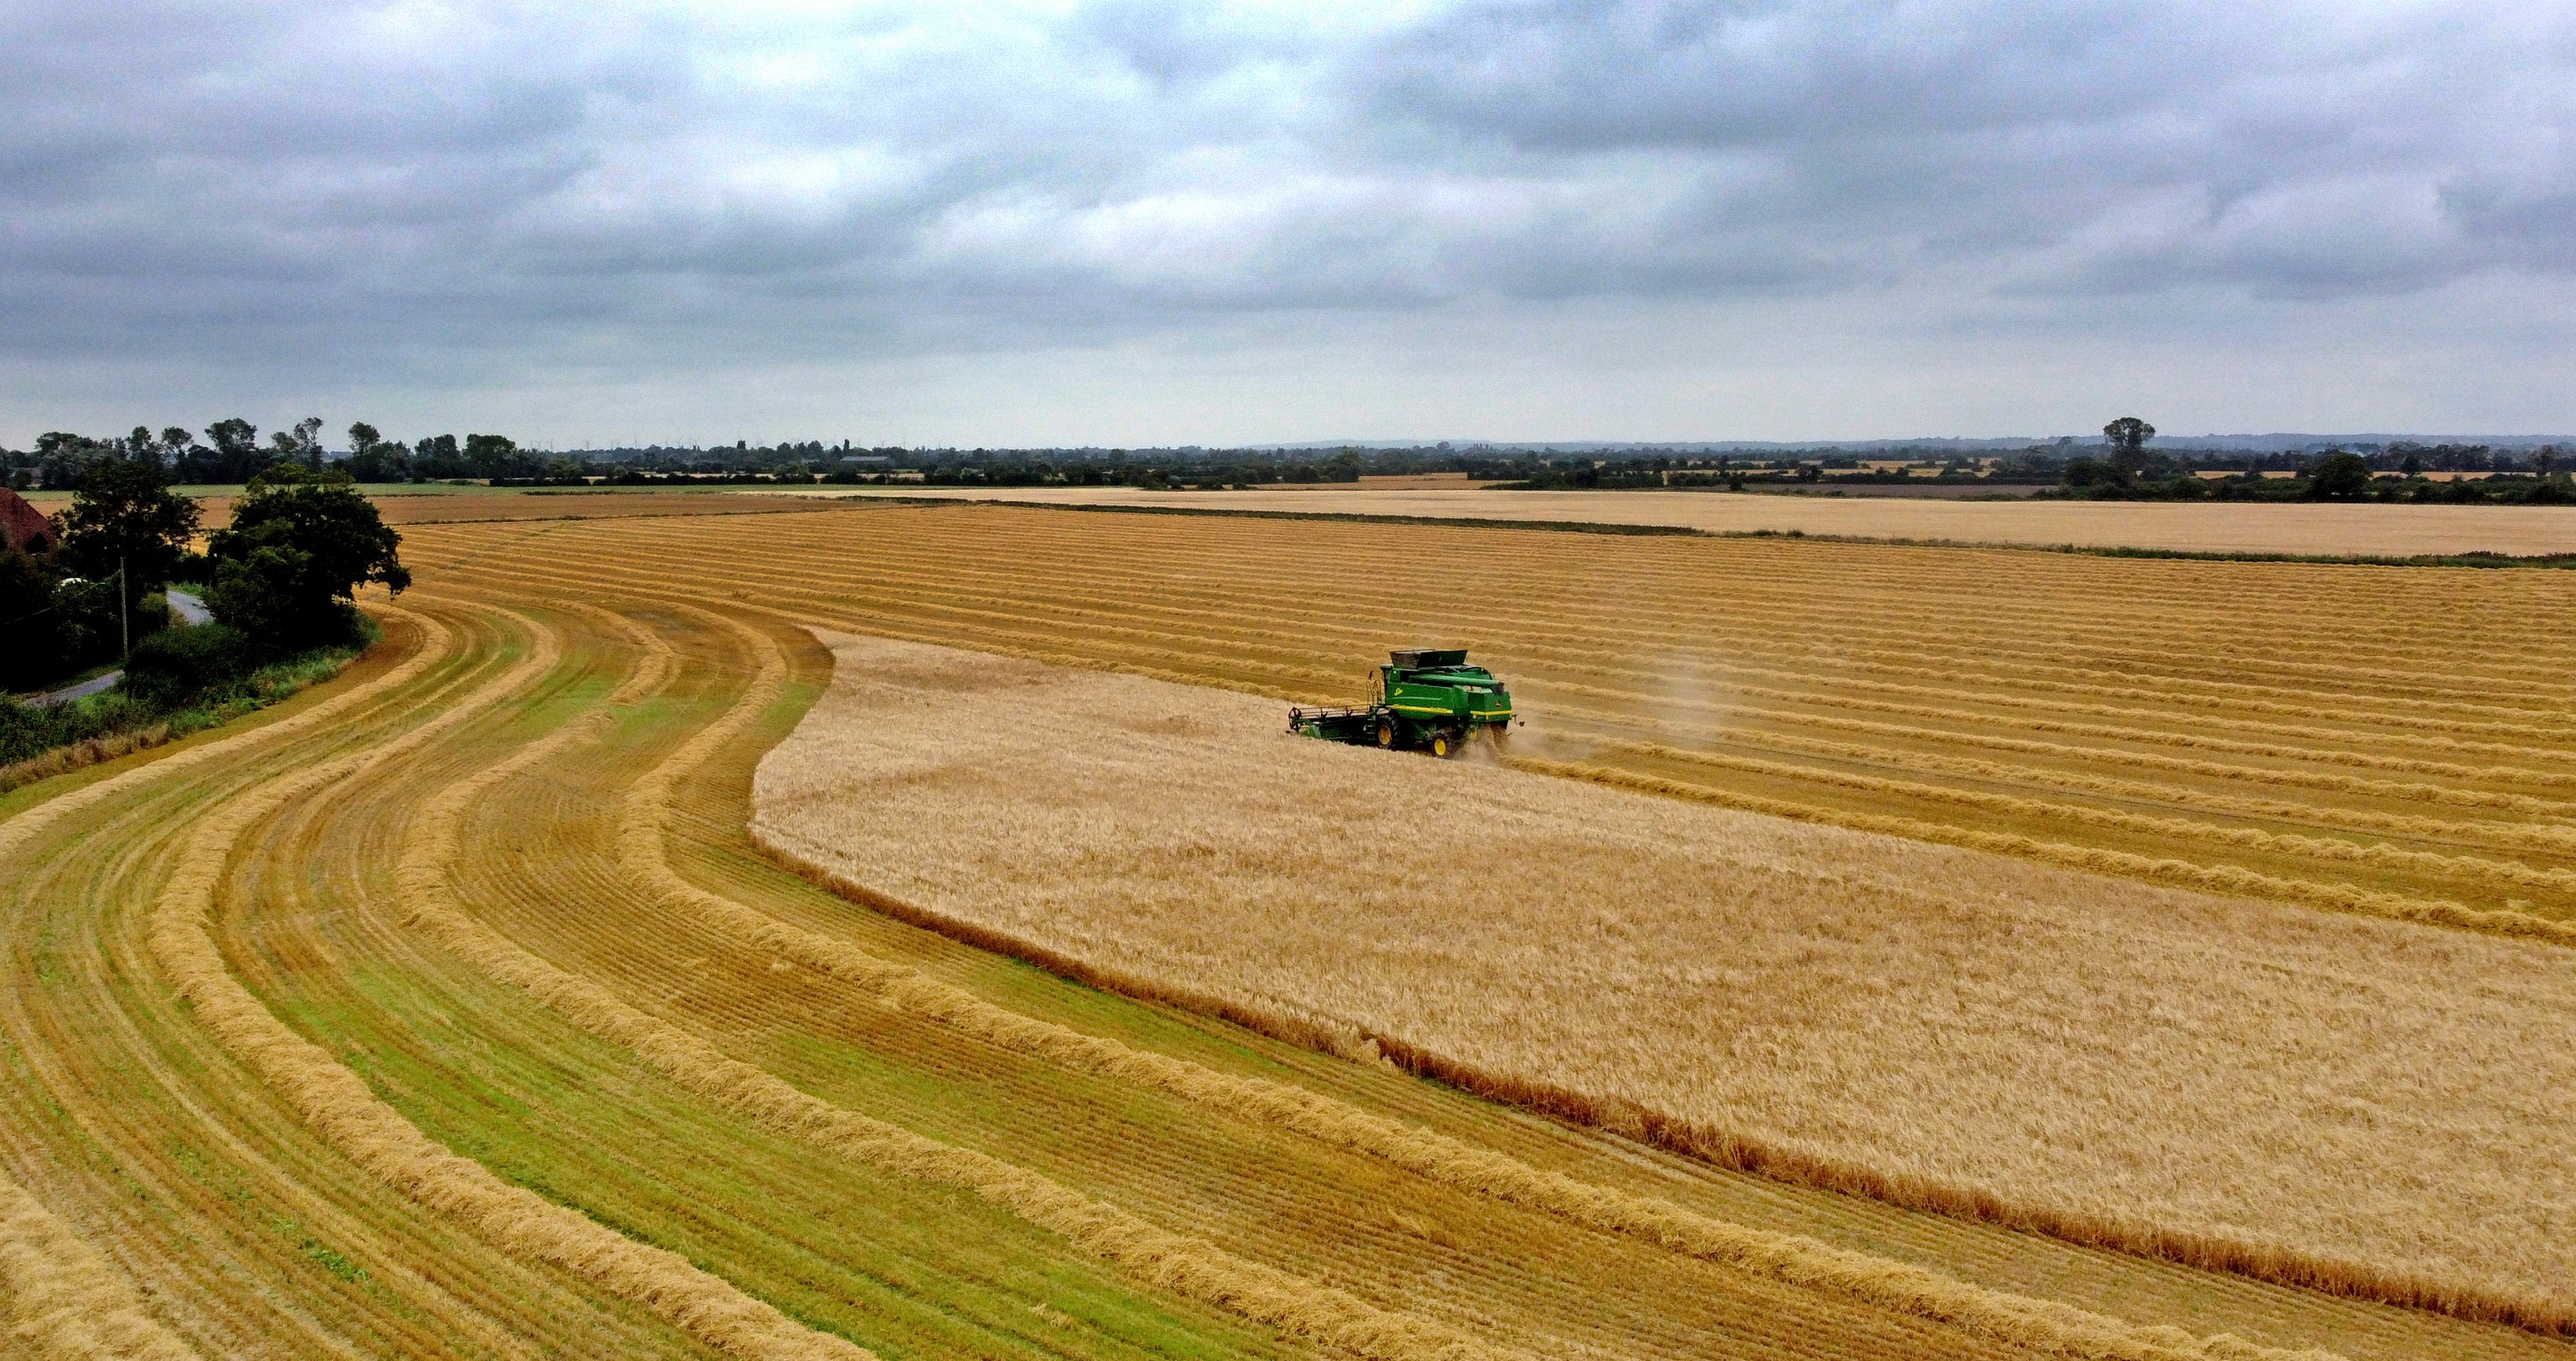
[1,1168,198,1360]
[145,602,876,1361]
[398,602,1516,1361]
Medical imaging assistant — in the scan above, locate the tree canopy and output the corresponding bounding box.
[55,456,201,603]
[205,464,408,645]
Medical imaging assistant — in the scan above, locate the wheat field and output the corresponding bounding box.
[5,498,2571,1359]
[753,632,2576,1331]
[769,484,2576,556]
[404,502,2576,935]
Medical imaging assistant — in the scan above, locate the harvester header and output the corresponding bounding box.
[1287,648,1516,759]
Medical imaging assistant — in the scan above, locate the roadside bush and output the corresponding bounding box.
[120,623,257,709]
[53,578,172,672]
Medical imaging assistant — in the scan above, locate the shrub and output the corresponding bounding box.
[121,623,258,709]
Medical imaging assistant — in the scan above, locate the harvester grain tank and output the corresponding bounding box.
[1286,649,1515,758]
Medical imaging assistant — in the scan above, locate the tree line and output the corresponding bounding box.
[2054,419,2576,503]
[2,420,539,489]
[5,452,407,760]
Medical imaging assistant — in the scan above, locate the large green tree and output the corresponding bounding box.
[205,465,409,645]
[56,456,201,607]
[2102,417,2156,479]
[2306,451,2374,498]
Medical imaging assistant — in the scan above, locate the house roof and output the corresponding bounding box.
[0,488,57,556]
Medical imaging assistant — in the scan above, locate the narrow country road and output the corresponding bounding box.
[23,670,120,708]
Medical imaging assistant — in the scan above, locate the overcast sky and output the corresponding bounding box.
[4,1,2572,448]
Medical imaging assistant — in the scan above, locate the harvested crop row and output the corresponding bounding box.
[427,515,2576,716]
[0,1169,196,1360]
[1561,732,2571,920]
[0,607,718,1356]
[27,565,2387,1359]
[142,604,875,1361]
[768,484,2576,558]
[387,601,1514,1361]
[751,633,2576,1331]
[621,510,2576,686]
[368,595,2156,1361]
[398,506,2576,922]
[482,526,2576,713]
[616,611,2323,1361]
[440,519,2576,694]
[479,557,2576,922]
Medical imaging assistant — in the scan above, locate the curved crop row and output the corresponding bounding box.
[140,605,875,1361]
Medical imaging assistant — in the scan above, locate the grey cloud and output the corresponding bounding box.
[1,0,2571,430]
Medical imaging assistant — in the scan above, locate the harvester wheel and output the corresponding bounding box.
[1430,732,1453,759]
[1375,720,1399,749]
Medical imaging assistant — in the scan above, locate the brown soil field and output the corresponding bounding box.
[763,485,2576,556]
[754,634,2576,1331]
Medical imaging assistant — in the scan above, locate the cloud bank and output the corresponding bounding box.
[4,0,2571,443]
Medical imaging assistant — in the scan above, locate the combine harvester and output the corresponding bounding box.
[1288,648,1516,758]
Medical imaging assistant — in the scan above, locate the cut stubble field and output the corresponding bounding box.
[6,497,2573,1360]
[767,484,2576,557]
[410,502,2576,938]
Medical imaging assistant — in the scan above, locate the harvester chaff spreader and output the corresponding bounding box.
[1287,649,1515,759]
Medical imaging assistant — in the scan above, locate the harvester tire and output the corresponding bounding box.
[1375,720,1398,749]
[1430,732,1453,759]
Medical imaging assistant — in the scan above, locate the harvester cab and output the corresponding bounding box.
[1287,648,1515,758]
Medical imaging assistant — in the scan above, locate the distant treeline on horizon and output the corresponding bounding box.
[6,420,2571,493]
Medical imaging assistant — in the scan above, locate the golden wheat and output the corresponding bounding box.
[591,611,2323,1361]
[754,633,2576,1331]
[770,484,2576,555]
[401,504,2576,927]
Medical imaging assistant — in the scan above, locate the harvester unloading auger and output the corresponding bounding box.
[1287,649,1516,759]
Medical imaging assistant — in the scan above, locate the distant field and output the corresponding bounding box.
[765,484,2576,556]
[27,479,2570,554]
[411,503,2576,935]
[755,632,2576,1330]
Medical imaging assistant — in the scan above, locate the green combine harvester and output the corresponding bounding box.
[1287,649,1516,758]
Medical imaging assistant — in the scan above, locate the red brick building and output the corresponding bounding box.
[0,488,57,556]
